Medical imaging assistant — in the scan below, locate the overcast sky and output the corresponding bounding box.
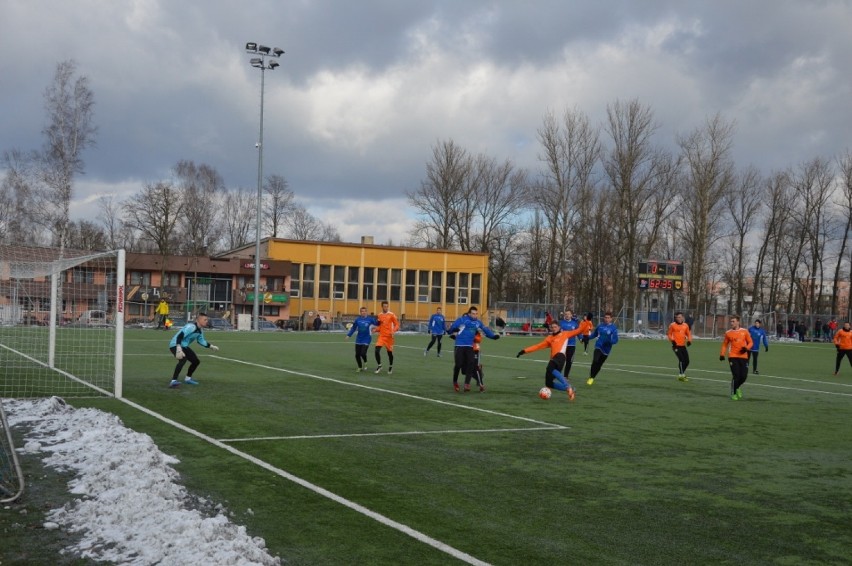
[2,0,851,245]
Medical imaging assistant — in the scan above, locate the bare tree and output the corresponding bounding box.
[283,203,323,240]
[677,113,736,312]
[0,149,42,244]
[535,108,602,303]
[65,219,108,251]
[97,195,124,250]
[602,99,664,310]
[833,150,852,317]
[173,160,224,255]
[263,174,294,237]
[407,139,470,249]
[751,171,793,315]
[122,182,184,281]
[221,188,257,250]
[472,156,529,253]
[723,166,762,314]
[37,60,97,251]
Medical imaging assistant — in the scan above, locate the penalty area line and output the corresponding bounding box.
[115,395,493,566]
[215,355,566,429]
[220,425,567,443]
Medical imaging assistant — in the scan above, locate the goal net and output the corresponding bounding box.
[0,246,125,399]
[0,399,24,503]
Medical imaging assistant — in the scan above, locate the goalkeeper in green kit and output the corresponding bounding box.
[168,312,219,388]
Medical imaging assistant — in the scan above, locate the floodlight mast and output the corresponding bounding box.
[245,41,284,331]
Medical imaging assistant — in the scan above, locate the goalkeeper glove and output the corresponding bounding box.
[175,346,185,360]
[516,350,525,358]
[686,341,692,347]
[671,340,677,350]
[209,344,219,352]
[719,355,725,361]
[740,347,749,354]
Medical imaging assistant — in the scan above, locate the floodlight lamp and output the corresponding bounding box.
[250,58,263,68]
[258,45,271,55]
[268,61,280,70]
[272,47,285,57]
[245,42,257,52]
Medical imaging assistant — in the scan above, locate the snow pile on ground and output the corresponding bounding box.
[6,397,280,565]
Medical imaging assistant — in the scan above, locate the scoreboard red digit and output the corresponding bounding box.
[637,260,684,290]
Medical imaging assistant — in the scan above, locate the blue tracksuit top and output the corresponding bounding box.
[560,317,580,346]
[590,322,619,355]
[748,325,769,351]
[347,315,378,345]
[428,313,446,335]
[448,315,497,347]
[169,321,210,349]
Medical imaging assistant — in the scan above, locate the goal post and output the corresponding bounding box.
[0,246,125,399]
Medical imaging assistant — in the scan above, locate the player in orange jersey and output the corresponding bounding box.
[667,311,693,382]
[373,301,399,374]
[720,315,753,400]
[833,321,852,376]
[517,322,585,401]
[579,313,594,355]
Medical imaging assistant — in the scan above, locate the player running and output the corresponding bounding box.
[667,311,693,382]
[747,319,769,374]
[559,309,580,377]
[424,306,446,357]
[373,301,399,374]
[346,307,378,372]
[586,311,619,386]
[579,313,594,355]
[720,315,753,400]
[833,321,852,376]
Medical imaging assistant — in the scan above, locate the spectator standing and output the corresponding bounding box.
[155,298,170,330]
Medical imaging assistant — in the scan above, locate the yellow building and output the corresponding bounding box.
[221,237,490,323]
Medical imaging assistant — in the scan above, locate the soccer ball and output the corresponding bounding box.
[538,387,552,400]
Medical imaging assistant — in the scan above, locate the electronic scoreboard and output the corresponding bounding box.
[637,260,684,290]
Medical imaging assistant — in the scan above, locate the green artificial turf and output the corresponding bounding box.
[5,330,852,565]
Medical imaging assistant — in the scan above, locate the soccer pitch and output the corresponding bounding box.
[76,330,852,565]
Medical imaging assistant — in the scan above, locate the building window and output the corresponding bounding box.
[163,272,180,287]
[377,268,388,301]
[390,269,402,301]
[319,264,331,299]
[418,271,429,302]
[445,272,456,303]
[302,264,315,298]
[333,266,345,299]
[347,267,359,300]
[72,268,95,284]
[405,270,415,302]
[266,277,283,292]
[431,271,443,303]
[129,271,151,286]
[362,267,374,300]
[471,273,481,305]
[290,264,300,296]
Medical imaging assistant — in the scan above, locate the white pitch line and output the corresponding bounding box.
[216,356,567,429]
[220,425,567,443]
[113,397,492,566]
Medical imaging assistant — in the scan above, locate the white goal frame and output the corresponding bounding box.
[0,247,125,399]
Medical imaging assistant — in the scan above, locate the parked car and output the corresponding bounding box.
[206,317,234,331]
[252,319,281,331]
[67,310,112,328]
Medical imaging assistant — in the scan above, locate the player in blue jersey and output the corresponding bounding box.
[447,306,500,392]
[559,309,580,377]
[747,319,769,374]
[346,307,378,372]
[168,312,219,388]
[586,311,619,386]
[424,307,447,357]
